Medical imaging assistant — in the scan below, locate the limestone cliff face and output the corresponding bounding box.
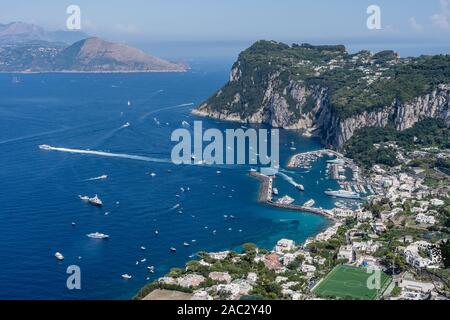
[394,84,450,130]
[195,67,450,150]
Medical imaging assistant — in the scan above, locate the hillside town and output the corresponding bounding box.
[136,144,449,301]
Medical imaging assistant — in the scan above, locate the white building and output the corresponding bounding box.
[430,198,444,206]
[415,213,436,225]
[208,251,230,260]
[338,245,354,263]
[275,239,295,254]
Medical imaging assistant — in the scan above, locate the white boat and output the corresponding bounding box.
[324,189,361,199]
[303,199,315,207]
[88,195,103,206]
[155,230,159,235]
[39,144,52,150]
[295,184,305,191]
[183,242,190,247]
[140,246,146,251]
[87,232,109,239]
[127,101,132,107]
[147,266,155,273]
[141,258,147,263]
[276,195,295,205]
[170,247,177,252]
[122,274,132,280]
[122,122,130,128]
[272,188,279,196]
[55,252,64,261]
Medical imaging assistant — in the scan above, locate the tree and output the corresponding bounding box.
[242,243,257,254]
[440,240,450,268]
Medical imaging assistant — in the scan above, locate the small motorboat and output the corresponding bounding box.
[122,274,132,280]
[39,144,52,150]
[55,252,64,261]
[88,195,103,206]
[183,242,190,247]
[147,266,155,273]
[87,232,109,239]
[140,246,146,251]
[170,247,177,252]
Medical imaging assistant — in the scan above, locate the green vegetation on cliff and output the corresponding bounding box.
[201,40,450,120]
[344,118,450,169]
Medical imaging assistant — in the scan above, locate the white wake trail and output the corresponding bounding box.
[85,175,108,181]
[139,103,194,121]
[277,172,300,187]
[39,145,171,164]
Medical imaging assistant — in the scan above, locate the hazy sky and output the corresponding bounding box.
[1,0,450,44]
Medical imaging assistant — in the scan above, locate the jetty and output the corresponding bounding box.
[249,171,334,220]
[249,171,273,202]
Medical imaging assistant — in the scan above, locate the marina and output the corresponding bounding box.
[249,171,335,219]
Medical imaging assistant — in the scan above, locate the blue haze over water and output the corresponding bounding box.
[0,59,347,300]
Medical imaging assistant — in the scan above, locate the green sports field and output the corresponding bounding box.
[313,265,392,300]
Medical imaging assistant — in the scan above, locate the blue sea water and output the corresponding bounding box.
[0,60,343,300]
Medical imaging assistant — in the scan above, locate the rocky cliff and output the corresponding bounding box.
[194,41,450,150]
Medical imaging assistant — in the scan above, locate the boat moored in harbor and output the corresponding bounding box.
[303,199,315,207]
[324,189,361,199]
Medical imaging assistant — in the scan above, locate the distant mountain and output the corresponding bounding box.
[53,37,187,72]
[0,22,188,73]
[0,22,88,45]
